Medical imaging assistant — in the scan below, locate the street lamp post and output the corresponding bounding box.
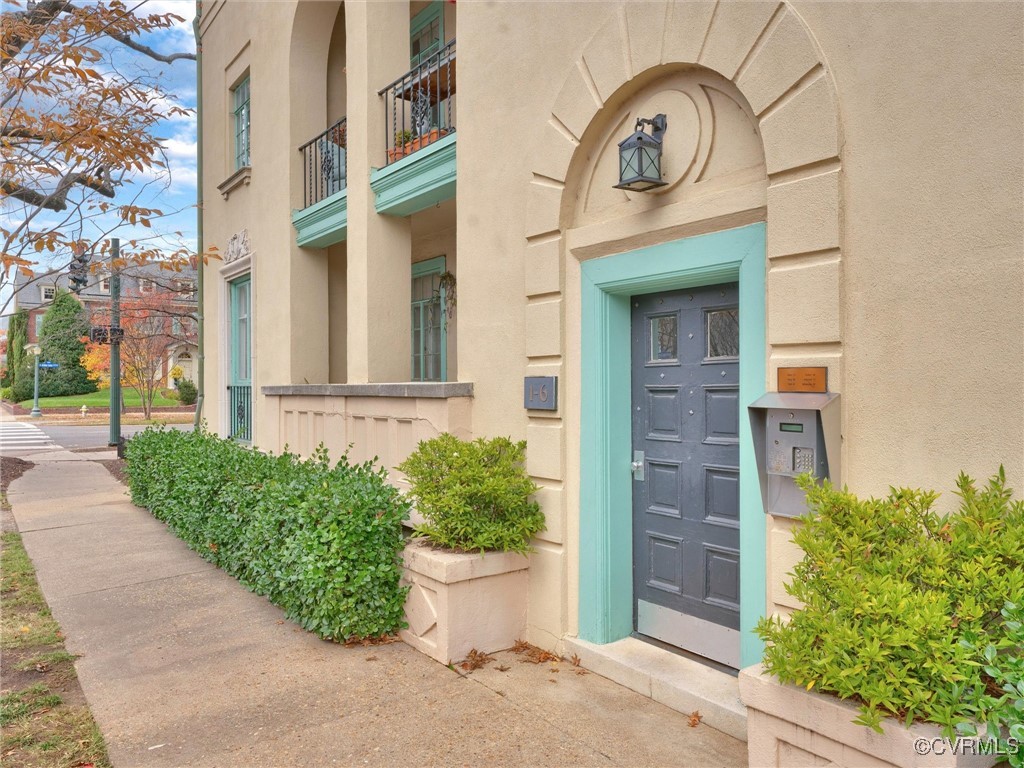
[109,238,122,449]
[24,343,42,418]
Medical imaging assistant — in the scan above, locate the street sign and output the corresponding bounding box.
[38,361,59,369]
[89,326,123,344]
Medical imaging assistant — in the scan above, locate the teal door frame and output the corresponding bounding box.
[578,222,767,668]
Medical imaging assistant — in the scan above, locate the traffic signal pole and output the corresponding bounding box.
[109,238,122,448]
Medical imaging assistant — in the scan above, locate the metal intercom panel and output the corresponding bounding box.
[749,393,841,519]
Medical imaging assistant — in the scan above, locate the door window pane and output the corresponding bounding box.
[649,314,678,362]
[706,308,739,359]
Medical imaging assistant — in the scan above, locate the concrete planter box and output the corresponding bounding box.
[400,538,529,664]
[739,664,996,768]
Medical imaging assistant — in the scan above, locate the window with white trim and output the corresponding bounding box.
[175,279,196,300]
[40,285,56,302]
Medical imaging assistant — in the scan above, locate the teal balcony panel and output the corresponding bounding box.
[292,188,348,248]
[370,133,456,217]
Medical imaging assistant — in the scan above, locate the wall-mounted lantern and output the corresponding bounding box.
[614,113,668,192]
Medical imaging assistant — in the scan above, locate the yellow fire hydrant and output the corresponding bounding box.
[81,405,89,418]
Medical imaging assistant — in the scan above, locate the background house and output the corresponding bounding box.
[8,262,199,386]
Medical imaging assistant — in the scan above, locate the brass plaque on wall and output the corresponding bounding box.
[777,367,828,393]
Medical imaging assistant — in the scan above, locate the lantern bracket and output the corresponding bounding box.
[635,113,667,142]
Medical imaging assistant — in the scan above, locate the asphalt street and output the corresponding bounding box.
[35,423,192,450]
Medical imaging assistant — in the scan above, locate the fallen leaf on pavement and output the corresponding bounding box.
[459,649,494,671]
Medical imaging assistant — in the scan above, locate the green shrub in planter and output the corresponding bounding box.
[398,433,545,554]
[125,428,410,640]
[757,469,1024,754]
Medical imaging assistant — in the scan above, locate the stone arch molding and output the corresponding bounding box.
[523,0,845,359]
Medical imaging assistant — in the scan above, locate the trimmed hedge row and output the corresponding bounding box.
[125,428,410,640]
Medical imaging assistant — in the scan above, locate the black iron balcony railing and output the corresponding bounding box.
[379,39,456,166]
[299,117,347,209]
[228,384,252,442]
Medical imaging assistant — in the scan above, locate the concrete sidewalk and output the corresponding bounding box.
[7,452,747,768]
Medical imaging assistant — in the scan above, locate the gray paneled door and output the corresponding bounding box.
[631,283,741,668]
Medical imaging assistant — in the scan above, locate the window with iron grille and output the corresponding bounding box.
[233,76,251,169]
[411,256,446,382]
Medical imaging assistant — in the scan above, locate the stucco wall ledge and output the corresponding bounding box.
[261,382,473,398]
[402,537,530,584]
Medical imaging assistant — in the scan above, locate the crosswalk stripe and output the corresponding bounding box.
[0,422,56,450]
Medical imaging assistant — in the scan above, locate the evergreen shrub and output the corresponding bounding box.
[176,379,197,405]
[757,469,1024,760]
[125,428,410,640]
[38,291,95,397]
[398,434,545,554]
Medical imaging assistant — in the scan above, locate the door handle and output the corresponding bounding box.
[631,450,645,481]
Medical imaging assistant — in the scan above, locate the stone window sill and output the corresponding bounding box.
[218,166,252,199]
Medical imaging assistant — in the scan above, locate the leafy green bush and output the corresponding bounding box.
[176,379,197,405]
[0,386,11,401]
[398,433,545,554]
[125,428,410,640]
[757,469,1024,744]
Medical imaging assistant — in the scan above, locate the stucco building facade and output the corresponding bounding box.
[198,0,1023,724]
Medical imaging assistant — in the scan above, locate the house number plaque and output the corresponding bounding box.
[524,376,558,411]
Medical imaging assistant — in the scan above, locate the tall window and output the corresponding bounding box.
[233,76,251,169]
[229,275,252,441]
[230,277,251,384]
[410,1,442,67]
[411,257,446,382]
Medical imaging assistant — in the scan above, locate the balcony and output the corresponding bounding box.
[371,39,457,217]
[292,117,348,248]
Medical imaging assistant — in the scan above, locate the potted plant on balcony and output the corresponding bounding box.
[396,434,546,663]
[388,127,450,163]
[741,470,1024,768]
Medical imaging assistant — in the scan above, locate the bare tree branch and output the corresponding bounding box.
[1,0,195,67]
[106,30,195,64]
[2,167,114,211]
